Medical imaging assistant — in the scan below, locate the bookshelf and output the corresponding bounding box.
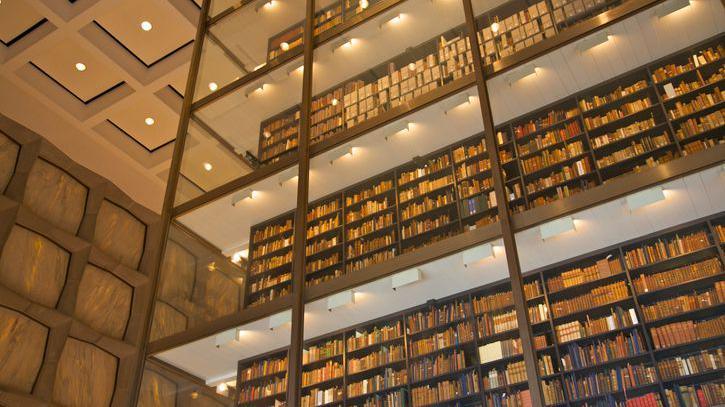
[246,37,724,306]
[246,213,296,307]
[306,194,345,287]
[237,213,725,406]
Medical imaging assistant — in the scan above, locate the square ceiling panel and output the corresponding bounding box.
[95,0,195,66]
[0,0,47,46]
[106,93,179,151]
[31,36,125,103]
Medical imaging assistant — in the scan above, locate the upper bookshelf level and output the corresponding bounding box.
[235,214,725,407]
[245,35,725,307]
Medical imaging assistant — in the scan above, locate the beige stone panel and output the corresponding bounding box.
[74,265,132,339]
[23,160,88,234]
[52,338,118,407]
[149,301,187,342]
[137,368,177,407]
[0,132,19,193]
[158,240,196,305]
[204,271,239,320]
[94,201,146,269]
[0,226,69,308]
[0,306,48,393]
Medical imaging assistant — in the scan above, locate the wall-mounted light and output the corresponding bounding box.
[462,243,494,267]
[327,290,355,311]
[278,167,298,186]
[214,328,237,348]
[576,31,611,53]
[379,12,403,29]
[539,216,576,240]
[384,120,411,141]
[244,81,266,97]
[253,62,267,71]
[255,0,276,12]
[216,383,228,395]
[442,93,472,114]
[505,64,537,86]
[360,0,369,9]
[656,0,691,18]
[329,144,354,165]
[391,268,422,290]
[269,309,292,330]
[332,38,355,53]
[231,189,255,207]
[280,42,290,51]
[231,249,248,263]
[625,186,666,212]
[286,60,304,75]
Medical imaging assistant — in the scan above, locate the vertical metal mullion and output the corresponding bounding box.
[287,0,317,403]
[461,0,547,405]
[130,0,213,406]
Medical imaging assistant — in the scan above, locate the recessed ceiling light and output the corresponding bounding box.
[360,0,369,9]
[140,21,153,31]
[280,42,290,51]
[203,162,213,171]
[75,62,86,72]
[208,82,218,91]
[144,117,155,126]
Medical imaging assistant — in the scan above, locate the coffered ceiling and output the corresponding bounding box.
[0,0,205,212]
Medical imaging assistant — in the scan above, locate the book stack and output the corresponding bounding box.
[388,55,442,109]
[479,309,519,337]
[528,302,549,324]
[517,120,583,157]
[525,280,544,299]
[555,307,638,343]
[343,80,384,129]
[347,367,407,398]
[248,216,296,306]
[301,386,343,407]
[550,280,630,318]
[303,339,343,365]
[640,281,724,322]
[664,381,725,406]
[347,212,395,241]
[539,354,556,376]
[583,98,653,131]
[399,176,455,205]
[551,0,609,26]
[547,256,623,292]
[521,141,586,175]
[482,360,528,390]
[347,345,405,374]
[595,132,672,169]
[632,257,722,294]
[650,315,725,349]
[667,88,724,121]
[259,113,300,163]
[513,108,580,140]
[438,35,474,82]
[310,87,345,144]
[410,371,479,406]
[485,389,532,407]
[409,350,467,383]
[542,379,566,405]
[346,179,394,207]
[657,348,725,380]
[624,230,711,269]
[347,322,403,352]
[302,360,343,387]
[357,388,408,407]
[624,392,664,407]
[717,224,725,243]
[650,46,723,84]
[240,356,287,382]
[238,376,287,403]
[580,80,651,112]
[675,109,725,143]
[474,291,514,314]
[564,362,658,401]
[346,232,396,260]
[591,116,659,149]
[478,338,523,364]
[408,323,474,357]
[559,331,646,371]
[406,300,471,334]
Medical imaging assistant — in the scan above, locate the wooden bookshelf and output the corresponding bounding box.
[306,194,345,287]
[237,213,725,406]
[246,213,295,308]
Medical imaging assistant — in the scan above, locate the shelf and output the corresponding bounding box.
[652,57,723,85]
[301,374,344,390]
[346,335,405,356]
[252,227,294,246]
[514,115,580,144]
[547,271,627,298]
[346,223,397,244]
[635,270,724,299]
[567,381,659,404]
[307,226,343,241]
[478,353,524,369]
[345,187,396,211]
[306,242,344,259]
[307,207,342,225]
[560,352,650,375]
[677,122,725,143]
[644,301,725,327]
[407,315,472,337]
[653,334,725,357]
[238,369,288,386]
[661,76,725,103]
[580,84,653,115]
[303,353,344,369]
[345,241,398,263]
[484,379,529,393]
[455,167,493,183]
[597,142,676,172]
[412,391,480,407]
[626,244,718,275]
[552,296,634,322]
[517,132,587,160]
[346,358,407,379]
[250,243,294,261]
[400,200,457,223]
[557,324,641,346]
[522,151,590,179]
[408,339,476,362]
[398,165,454,189]
[398,181,456,205]
[409,365,477,386]
[669,99,725,123]
[526,171,598,199]
[401,219,458,241]
[346,205,397,226]
[459,185,495,201]
[585,104,659,134]
[344,382,408,403]
[454,149,489,166]
[660,367,725,385]
[591,122,668,152]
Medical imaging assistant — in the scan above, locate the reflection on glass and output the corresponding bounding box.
[137,362,234,406]
[175,119,252,206]
[197,0,306,102]
[149,224,244,342]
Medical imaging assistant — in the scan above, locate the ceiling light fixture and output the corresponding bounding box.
[391,268,422,290]
[408,62,416,71]
[329,144,354,165]
[208,82,218,91]
[384,120,411,141]
[74,62,87,72]
[331,98,339,106]
[231,189,255,206]
[442,93,472,114]
[625,186,666,212]
[286,60,304,75]
[244,81,266,97]
[462,243,494,267]
[278,167,298,186]
[656,0,691,18]
[255,0,276,12]
[576,31,611,53]
[203,162,213,171]
[327,290,355,311]
[280,42,290,51]
[140,21,153,31]
[216,383,228,394]
[144,117,155,126]
[539,216,576,240]
[379,12,403,29]
[332,38,355,53]
[505,63,538,86]
[269,310,292,330]
[360,0,369,9]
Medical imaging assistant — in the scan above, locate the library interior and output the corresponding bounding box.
[0,0,723,406]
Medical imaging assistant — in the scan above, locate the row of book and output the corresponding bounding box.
[348,345,405,375]
[347,368,408,398]
[657,348,724,380]
[547,256,623,293]
[482,360,527,390]
[347,322,403,352]
[650,315,725,349]
[302,360,343,387]
[301,385,343,406]
[406,301,471,334]
[564,363,658,401]
[550,280,630,318]
[663,381,725,406]
[632,257,722,294]
[624,230,711,270]
[239,356,287,383]
[345,180,394,208]
[583,98,653,132]
[595,133,672,170]
[555,307,639,343]
[559,330,646,371]
[478,309,519,336]
[409,350,467,383]
[408,323,474,357]
[410,371,480,407]
[650,46,723,84]
[641,281,724,322]
[580,80,650,112]
[346,212,395,242]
